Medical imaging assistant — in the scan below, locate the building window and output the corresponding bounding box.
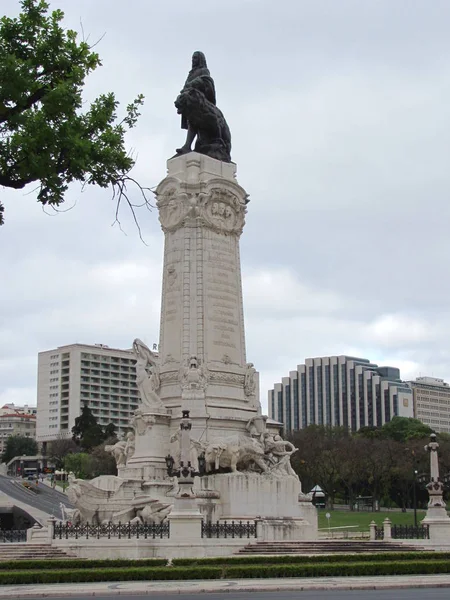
[376,384,382,425]
[325,365,331,424]
[384,389,391,422]
[317,366,323,425]
[333,364,339,425]
[358,373,365,426]
[341,365,348,427]
[293,378,299,430]
[285,384,291,431]
[278,390,283,423]
[308,367,315,425]
[301,373,307,428]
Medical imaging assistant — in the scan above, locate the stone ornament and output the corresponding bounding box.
[133,338,165,411]
[425,433,447,509]
[157,186,246,236]
[179,355,209,392]
[125,432,135,462]
[244,362,257,397]
[105,440,127,467]
[132,409,156,436]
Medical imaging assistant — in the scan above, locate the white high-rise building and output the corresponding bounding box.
[409,376,450,433]
[36,343,140,445]
[269,355,414,433]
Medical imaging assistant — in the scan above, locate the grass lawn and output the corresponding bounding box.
[317,509,428,532]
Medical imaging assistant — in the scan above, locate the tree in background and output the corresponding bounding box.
[64,452,91,479]
[47,435,78,469]
[1,435,38,464]
[289,419,443,510]
[0,0,148,228]
[103,423,117,441]
[378,416,433,443]
[71,404,105,450]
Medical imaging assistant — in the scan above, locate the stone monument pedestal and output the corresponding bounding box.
[199,472,317,539]
[66,151,318,549]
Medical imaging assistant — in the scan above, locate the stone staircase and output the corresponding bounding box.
[0,544,76,561]
[237,540,430,555]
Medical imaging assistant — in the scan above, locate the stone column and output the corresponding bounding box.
[422,433,450,542]
[155,153,261,439]
[369,520,376,541]
[382,518,391,541]
[168,410,203,541]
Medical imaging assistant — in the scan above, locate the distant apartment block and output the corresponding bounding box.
[268,355,413,433]
[409,376,450,433]
[36,343,140,445]
[0,405,37,454]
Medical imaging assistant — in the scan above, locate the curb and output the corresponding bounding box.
[0,575,450,598]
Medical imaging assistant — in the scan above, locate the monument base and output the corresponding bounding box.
[199,472,317,540]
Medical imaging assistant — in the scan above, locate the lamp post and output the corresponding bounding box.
[413,468,418,528]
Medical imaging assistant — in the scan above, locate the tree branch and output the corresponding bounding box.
[0,86,49,124]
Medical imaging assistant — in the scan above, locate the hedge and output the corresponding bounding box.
[0,558,167,571]
[1,560,450,584]
[1,552,449,573]
[172,551,450,567]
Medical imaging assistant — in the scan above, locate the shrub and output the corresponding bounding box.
[0,559,449,584]
[172,551,450,567]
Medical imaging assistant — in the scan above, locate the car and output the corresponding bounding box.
[26,474,36,481]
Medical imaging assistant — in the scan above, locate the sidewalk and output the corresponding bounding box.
[0,574,449,598]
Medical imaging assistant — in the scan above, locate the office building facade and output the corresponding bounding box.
[36,343,140,444]
[410,376,450,433]
[269,355,413,433]
[0,406,37,454]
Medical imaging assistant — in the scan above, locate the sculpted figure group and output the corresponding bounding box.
[169,413,298,478]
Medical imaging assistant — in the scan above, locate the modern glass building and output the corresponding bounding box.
[268,355,413,433]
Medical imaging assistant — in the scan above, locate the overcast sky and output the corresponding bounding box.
[2,0,450,411]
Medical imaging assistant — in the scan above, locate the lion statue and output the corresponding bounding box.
[174,87,231,162]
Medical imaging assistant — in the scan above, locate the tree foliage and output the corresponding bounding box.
[290,420,448,510]
[47,435,78,469]
[0,0,148,228]
[1,435,38,464]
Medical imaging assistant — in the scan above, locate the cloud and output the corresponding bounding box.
[2,0,450,418]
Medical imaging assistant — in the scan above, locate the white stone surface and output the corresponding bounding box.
[65,152,318,546]
[155,152,262,437]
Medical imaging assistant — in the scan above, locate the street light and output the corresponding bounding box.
[413,469,418,528]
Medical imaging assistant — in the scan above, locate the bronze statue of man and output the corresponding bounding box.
[176,51,216,155]
[175,52,231,162]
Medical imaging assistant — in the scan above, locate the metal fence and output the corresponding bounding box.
[391,524,429,540]
[374,524,429,540]
[0,529,26,543]
[53,521,170,540]
[201,520,257,539]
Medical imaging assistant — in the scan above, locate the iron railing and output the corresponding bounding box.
[374,526,384,540]
[53,521,170,540]
[391,524,429,539]
[0,529,26,543]
[201,520,257,539]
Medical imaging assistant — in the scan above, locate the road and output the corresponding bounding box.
[19,588,450,600]
[0,474,73,518]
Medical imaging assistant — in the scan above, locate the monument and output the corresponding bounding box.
[66,52,317,550]
[422,433,450,542]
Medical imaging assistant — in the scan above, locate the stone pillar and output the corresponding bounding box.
[168,410,203,541]
[422,433,450,542]
[46,517,56,544]
[369,520,376,541]
[382,518,391,541]
[155,153,261,439]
